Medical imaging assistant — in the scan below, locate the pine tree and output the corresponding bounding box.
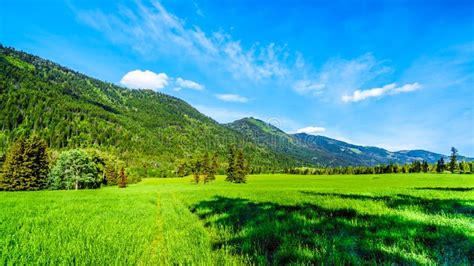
[226,145,236,182]
[1,136,49,191]
[234,149,247,183]
[422,160,429,173]
[118,166,127,188]
[437,157,445,173]
[449,147,458,173]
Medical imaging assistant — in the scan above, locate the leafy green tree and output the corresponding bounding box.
[84,148,121,185]
[458,161,471,174]
[449,147,458,173]
[0,136,49,191]
[208,153,218,181]
[202,153,212,184]
[176,162,187,177]
[105,164,118,185]
[48,149,101,190]
[192,158,201,184]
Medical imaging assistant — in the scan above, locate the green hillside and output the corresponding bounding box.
[226,117,337,165]
[227,118,473,166]
[0,45,296,174]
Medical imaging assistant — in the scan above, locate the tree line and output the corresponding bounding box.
[191,145,249,184]
[285,147,473,175]
[0,136,130,191]
[0,136,249,191]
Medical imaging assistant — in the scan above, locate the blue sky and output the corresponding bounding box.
[1,0,473,155]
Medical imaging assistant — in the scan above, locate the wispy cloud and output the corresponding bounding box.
[75,1,299,83]
[401,43,474,90]
[215,94,249,103]
[120,70,168,90]
[193,2,205,17]
[342,82,422,102]
[76,1,404,103]
[292,53,392,101]
[295,126,326,135]
[175,77,204,91]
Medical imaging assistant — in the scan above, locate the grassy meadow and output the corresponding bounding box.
[1,173,473,265]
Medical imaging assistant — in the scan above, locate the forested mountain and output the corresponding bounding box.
[0,45,296,174]
[227,118,473,166]
[0,45,470,173]
[293,134,446,165]
[225,118,338,165]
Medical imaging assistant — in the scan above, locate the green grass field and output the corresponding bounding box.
[1,174,473,265]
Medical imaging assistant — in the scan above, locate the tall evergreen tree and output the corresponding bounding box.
[226,145,237,182]
[0,136,49,191]
[449,147,458,173]
[235,149,247,183]
[436,157,445,173]
[422,160,429,173]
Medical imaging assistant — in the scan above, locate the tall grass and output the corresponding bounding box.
[1,174,473,264]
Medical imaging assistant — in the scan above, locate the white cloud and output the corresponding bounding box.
[295,126,326,135]
[342,82,421,102]
[120,70,169,90]
[393,82,422,93]
[175,77,204,91]
[215,94,249,103]
[293,53,392,99]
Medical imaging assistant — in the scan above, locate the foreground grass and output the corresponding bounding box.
[1,174,473,264]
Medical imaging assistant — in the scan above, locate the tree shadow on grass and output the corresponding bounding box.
[414,187,473,192]
[301,191,474,216]
[191,196,473,265]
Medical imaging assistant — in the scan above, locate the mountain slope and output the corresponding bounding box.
[226,118,352,166]
[0,45,297,173]
[227,119,473,166]
[226,118,314,164]
[294,134,473,164]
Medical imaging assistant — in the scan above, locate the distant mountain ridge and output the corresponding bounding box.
[294,133,474,165]
[227,117,473,166]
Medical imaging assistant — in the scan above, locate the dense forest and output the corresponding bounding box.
[0,45,299,176]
